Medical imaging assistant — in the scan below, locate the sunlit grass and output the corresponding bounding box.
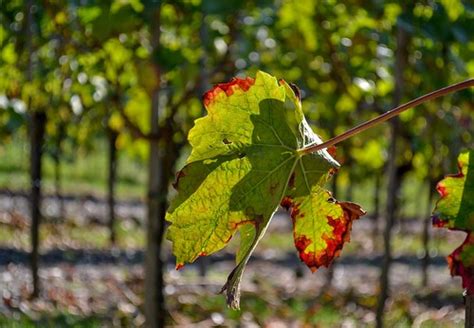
[0,314,103,328]
[0,136,146,199]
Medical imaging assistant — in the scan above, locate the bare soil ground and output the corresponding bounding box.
[0,191,467,327]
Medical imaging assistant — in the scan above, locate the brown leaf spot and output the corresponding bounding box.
[280,197,303,221]
[172,170,186,190]
[432,216,449,228]
[269,182,280,195]
[230,218,257,230]
[288,172,296,189]
[329,167,338,176]
[280,196,294,210]
[288,82,301,102]
[223,234,233,244]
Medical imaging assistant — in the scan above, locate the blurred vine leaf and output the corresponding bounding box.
[432,150,474,295]
[166,71,365,308]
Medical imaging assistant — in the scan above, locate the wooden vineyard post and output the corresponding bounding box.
[466,292,474,328]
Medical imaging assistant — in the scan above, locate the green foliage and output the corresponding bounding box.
[1,0,472,175]
[166,71,365,308]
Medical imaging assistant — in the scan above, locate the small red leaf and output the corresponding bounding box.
[447,234,474,294]
[432,150,474,295]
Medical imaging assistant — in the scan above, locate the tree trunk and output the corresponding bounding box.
[144,4,167,327]
[30,110,46,298]
[144,125,167,328]
[53,152,62,219]
[375,121,401,328]
[372,173,381,249]
[421,178,435,287]
[375,16,410,327]
[144,118,178,326]
[107,128,118,245]
[345,170,353,202]
[54,126,65,221]
[24,0,44,299]
[466,294,474,328]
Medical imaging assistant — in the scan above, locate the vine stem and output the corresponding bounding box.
[299,78,474,155]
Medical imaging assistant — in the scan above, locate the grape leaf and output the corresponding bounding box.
[432,150,474,294]
[166,71,365,308]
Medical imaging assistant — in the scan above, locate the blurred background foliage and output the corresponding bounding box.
[0,0,473,327]
[2,0,473,194]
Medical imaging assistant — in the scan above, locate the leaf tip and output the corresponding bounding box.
[220,266,243,310]
[339,201,366,219]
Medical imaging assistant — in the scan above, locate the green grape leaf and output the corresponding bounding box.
[432,150,474,294]
[166,71,365,308]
